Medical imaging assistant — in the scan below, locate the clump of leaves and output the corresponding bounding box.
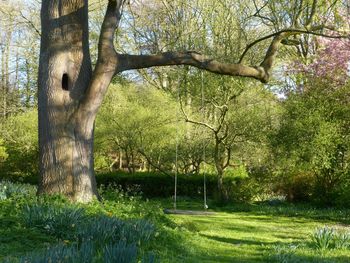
[310,226,350,250]
[22,204,87,239]
[76,215,155,246]
[311,227,334,250]
[271,244,300,263]
[16,241,93,263]
[333,231,350,249]
[0,181,36,200]
[103,241,138,263]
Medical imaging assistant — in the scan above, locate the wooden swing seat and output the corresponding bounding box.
[163,209,216,215]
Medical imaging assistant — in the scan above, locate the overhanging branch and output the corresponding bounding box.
[117,52,268,82]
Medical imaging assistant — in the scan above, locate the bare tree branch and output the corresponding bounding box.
[238,26,348,63]
[179,95,217,132]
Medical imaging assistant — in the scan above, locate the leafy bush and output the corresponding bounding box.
[0,110,38,178]
[96,172,217,198]
[0,138,8,162]
[97,171,262,203]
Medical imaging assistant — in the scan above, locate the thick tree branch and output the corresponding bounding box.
[116,25,348,84]
[79,0,125,119]
[117,52,269,82]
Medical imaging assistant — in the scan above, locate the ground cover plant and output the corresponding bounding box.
[1,181,350,262]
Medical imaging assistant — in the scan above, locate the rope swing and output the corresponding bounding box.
[165,71,214,215]
[201,71,208,210]
[164,5,213,215]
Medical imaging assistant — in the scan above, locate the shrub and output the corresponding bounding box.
[96,172,217,198]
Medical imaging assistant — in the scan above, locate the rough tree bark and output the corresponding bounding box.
[38,0,345,202]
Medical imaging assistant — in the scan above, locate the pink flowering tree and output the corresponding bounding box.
[276,35,350,204]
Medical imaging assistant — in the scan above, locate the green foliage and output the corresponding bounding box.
[18,242,95,263]
[224,165,249,179]
[95,83,178,172]
[103,242,137,263]
[311,227,350,250]
[273,82,350,205]
[3,181,350,262]
[76,215,155,246]
[271,244,299,263]
[0,110,38,178]
[97,170,265,203]
[0,181,36,200]
[96,172,217,198]
[0,139,8,162]
[311,227,335,250]
[0,182,158,263]
[22,204,87,239]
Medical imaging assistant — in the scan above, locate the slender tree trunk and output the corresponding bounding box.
[1,45,5,117]
[37,0,98,202]
[119,149,123,170]
[25,59,31,107]
[214,137,227,201]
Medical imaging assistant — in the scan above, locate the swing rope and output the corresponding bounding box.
[172,72,208,211]
[201,71,208,210]
[174,78,180,210]
[165,7,211,215]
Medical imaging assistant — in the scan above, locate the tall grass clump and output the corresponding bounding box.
[0,181,36,200]
[76,215,155,246]
[311,226,350,250]
[22,204,87,239]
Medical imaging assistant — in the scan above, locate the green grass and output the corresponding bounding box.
[1,182,350,262]
[163,212,350,262]
[153,198,350,262]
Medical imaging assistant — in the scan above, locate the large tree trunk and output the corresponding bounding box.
[37,0,98,202]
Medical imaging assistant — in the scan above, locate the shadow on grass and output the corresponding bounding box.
[212,202,350,225]
[201,233,272,246]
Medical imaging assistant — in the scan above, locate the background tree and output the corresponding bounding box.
[95,83,178,174]
[273,36,350,204]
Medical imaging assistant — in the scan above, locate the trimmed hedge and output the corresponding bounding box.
[2,171,258,201]
[96,172,217,198]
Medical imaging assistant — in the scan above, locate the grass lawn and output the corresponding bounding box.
[1,182,350,262]
[155,199,350,262]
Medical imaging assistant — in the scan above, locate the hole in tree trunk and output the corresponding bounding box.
[62,73,69,91]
